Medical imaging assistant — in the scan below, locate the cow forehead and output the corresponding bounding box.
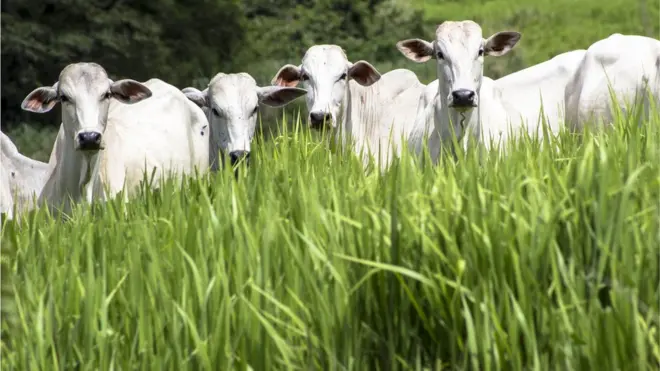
[208,73,259,107]
[58,62,110,95]
[302,45,348,75]
[435,21,483,47]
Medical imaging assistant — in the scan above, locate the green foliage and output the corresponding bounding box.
[3,123,59,162]
[4,0,655,146]
[2,0,426,153]
[0,240,17,352]
[2,111,659,369]
[232,0,426,85]
[1,0,245,130]
[2,0,425,144]
[2,1,659,368]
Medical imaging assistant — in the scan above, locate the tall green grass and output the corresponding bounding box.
[1,109,659,370]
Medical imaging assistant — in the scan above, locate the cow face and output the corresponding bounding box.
[397,21,521,111]
[21,62,152,153]
[271,45,381,129]
[183,72,306,166]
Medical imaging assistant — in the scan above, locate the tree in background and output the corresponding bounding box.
[1,0,245,131]
[2,0,426,158]
[237,0,425,84]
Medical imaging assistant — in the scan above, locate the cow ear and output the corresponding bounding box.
[110,79,152,104]
[271,64,302,87]
[182,87,209,108]
[257,86,307,107]
[21,85,59,113]
[396,39,435,63]
[484,31,521,56]
[348,61,381,86]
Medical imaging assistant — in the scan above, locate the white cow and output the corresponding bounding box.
[564,33,660,131]
[495,49,587,135]
[181,72,307,170]
[0,132,51,219]
[0,163,12,220]
[397,20,584,156]
[21,62,209,214]
[271,45,429,169]
[405,79,442,161]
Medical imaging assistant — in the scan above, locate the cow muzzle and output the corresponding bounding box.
[309,111,333,130]
[76,131,103,151]
[229,150,250,166]
[449,89,477,111]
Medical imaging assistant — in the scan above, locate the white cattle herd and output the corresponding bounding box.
[2,20,659,219]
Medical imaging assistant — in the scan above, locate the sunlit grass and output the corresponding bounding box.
[1,107,659,370]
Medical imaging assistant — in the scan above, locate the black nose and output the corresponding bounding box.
[229,150,250,166]
[451,89,476,107]
[309,111,332,128]
[77,131,102,150]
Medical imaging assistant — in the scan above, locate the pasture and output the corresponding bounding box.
[2,108,659,369]
[2,0,660,369]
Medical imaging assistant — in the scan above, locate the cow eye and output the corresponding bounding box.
[251,106,258,116]
[436,51,444,59]
[338,73,347,81]
[478,48,484,57]
[300,73,309,82]
[102,91,112,100]
[212,107,220,116]
[59,94,69,103]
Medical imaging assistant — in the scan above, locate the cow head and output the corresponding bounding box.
[21,62,152,153]
[183,72,306,166]
[271,45,381,129]
[397,21,521,111]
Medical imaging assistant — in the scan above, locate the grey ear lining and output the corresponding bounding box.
[201,88,210,106]
[50,81,60,99]
[182,87,210,108]
[255,85,307,107]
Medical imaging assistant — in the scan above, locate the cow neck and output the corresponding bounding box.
[40,125,105,213]
[199,106,221,172]
[78,151,102,204]
[209,117,222,172]
[335,79,353,155]
[435,77,484,151]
